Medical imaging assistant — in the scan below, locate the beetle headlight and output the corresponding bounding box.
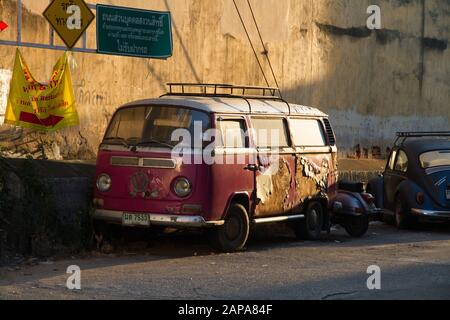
[97,174,112,192]
[173,177,192,198]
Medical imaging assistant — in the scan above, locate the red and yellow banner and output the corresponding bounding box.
[4,49,79,132]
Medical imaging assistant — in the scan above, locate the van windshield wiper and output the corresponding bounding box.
[103,137,129,147]
[134,138,174,149]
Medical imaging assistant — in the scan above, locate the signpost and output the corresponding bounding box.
[43,0,95,49]
[1,1,173,60]
[96,4,173,59]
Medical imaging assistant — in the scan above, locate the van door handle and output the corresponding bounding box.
[244,164,260,172]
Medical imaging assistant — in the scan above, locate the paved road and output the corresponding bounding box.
[1,222,450,300]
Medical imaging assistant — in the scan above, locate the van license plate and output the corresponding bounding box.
[122,213,150,227]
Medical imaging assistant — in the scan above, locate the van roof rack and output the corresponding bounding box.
[395,132,450,145]
[165,83,281,98]
[397,132,450,137]
[163,83,290,114]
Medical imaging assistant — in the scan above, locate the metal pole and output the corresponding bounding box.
[0,40,97,53]
[49,29,54,46]
[49,0,54,46]
[1,2,98,54]
[17,0,22,45]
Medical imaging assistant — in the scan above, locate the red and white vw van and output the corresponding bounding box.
[93,84,338,252]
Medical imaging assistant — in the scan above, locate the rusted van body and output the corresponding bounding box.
[93,84,338,251]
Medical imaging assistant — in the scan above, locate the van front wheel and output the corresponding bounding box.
[208,203,250,252]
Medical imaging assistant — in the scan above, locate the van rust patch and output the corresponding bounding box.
[295,156,330,203]
[256,158,292,215]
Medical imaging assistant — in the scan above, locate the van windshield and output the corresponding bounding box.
[103,106,210,148]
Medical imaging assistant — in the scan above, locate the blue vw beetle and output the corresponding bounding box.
[368,132,450,229]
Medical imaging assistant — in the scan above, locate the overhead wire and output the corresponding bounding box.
[232,0,271,88]
[246,0,281,92]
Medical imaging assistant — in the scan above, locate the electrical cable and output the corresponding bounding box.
[247,0,281,93]
[232,0,271,88]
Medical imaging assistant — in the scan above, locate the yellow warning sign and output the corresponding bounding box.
[43,0,95,49]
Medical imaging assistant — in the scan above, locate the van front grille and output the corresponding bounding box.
[111,157,140,167]
[142,158,176,169]
[111,157,176,169]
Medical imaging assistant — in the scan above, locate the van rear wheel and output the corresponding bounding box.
[294,202,324,240]
[208,203,250,253]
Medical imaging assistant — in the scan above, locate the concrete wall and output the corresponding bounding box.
[0,0,449,159]
[0,158,95,259]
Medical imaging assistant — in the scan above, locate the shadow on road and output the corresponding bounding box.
[1,221,449,293]
[97,221,450,259]
[238,262,450,300]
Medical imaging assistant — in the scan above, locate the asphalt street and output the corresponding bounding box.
[1,221,449,300]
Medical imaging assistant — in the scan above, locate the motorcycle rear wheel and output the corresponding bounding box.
[344,215,369,238]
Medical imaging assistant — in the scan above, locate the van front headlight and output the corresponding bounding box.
[173,177,192,198]
[97,174,112,192]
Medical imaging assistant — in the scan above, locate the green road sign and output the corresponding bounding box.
[96,4,173,59]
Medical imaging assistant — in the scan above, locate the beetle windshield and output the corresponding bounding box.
[104,106,210,148]
[420,150,450,168]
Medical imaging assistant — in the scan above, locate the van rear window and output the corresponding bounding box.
[420,150,450,168]
[104,106,210,148]
[251,118,290,148]
[290,119,327,147]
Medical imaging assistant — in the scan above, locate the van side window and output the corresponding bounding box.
[217,118,247,148]
[290,119,327,147]
[395,150,408,173]
[251,118,290,149]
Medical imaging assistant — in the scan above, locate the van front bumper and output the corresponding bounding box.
[411,208,450,219]
[93,209,224,228]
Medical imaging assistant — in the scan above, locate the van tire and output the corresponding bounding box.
[294,202,324,240]
[208,203,250,253]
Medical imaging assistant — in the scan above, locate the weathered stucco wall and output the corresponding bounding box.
[0,0,449,159]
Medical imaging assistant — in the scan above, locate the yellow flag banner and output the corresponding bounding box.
[4,49,79,132]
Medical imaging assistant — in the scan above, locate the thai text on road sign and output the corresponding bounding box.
[4,49,79,132]
[97,4,173,59]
